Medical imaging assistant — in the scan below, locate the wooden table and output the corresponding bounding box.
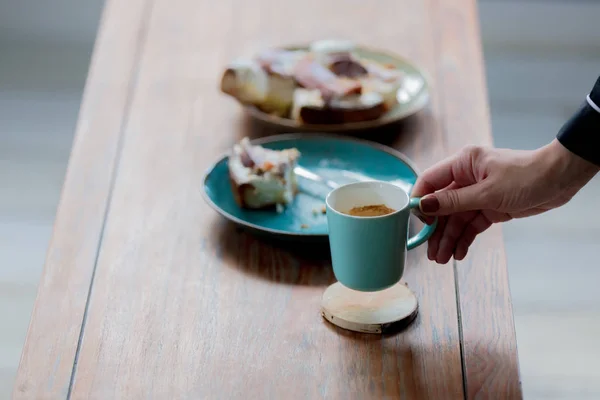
[13,0,522,398]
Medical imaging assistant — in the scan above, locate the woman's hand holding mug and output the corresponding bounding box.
[411,139,599,264]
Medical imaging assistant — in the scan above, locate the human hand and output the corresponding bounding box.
[411,139,599,264]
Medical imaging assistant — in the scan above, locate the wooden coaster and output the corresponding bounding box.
[321,281,418,334]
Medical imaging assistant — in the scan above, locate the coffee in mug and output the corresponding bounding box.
[345,204,396,217]
[326,181,437,292]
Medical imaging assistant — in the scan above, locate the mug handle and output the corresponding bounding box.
[407,197,438,250]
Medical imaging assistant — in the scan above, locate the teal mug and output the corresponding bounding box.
[326,181,437,292]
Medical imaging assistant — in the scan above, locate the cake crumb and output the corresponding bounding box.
[312,205,327,216]
[276,204,284,213]
[300,224,309,229]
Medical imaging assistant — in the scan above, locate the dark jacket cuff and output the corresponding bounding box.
[556,77,600,167]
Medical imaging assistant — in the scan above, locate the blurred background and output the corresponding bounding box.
[1,0,599,398]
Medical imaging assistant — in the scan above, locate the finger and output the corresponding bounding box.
[425,182,462,262]
[412,208,435,225]
[436,211,478,264]
[427,216,447,262]
[419,182,491,216]
[415,181,458,227]
[411,180,459,224]
[411,154,461,197]
[453,212,493,260]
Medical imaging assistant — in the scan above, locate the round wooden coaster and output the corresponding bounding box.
[321,281,418,334]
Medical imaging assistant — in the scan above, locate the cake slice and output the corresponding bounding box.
[220,59,269,106]
[309,39,357,65]
[220,57,297,117]
[361,58,405,83]
[292,88,386,124]
[358,59,405,110]
[360,77,402,111]
[291,88,324,122]
[292,57,362,101]
[228,138,301,209]
[255,48,306,77]
[254,49,306,116]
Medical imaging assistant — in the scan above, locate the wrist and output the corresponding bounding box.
[535,139,599,189]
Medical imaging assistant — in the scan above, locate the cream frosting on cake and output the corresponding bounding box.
[228,138,301,209]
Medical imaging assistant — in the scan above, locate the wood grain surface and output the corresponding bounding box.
[432,1,523,398]
[12,0,152,398]
[14,0,521,398]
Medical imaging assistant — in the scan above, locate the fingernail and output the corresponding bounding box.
[420,195,439,214]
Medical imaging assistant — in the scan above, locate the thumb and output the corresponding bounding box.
[419,184,489,216]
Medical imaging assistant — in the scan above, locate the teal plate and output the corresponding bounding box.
[201,134,419,239]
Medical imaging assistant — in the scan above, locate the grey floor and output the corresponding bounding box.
[1,0,599,398]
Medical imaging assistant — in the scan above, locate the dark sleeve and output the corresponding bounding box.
[556,76,600,166]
